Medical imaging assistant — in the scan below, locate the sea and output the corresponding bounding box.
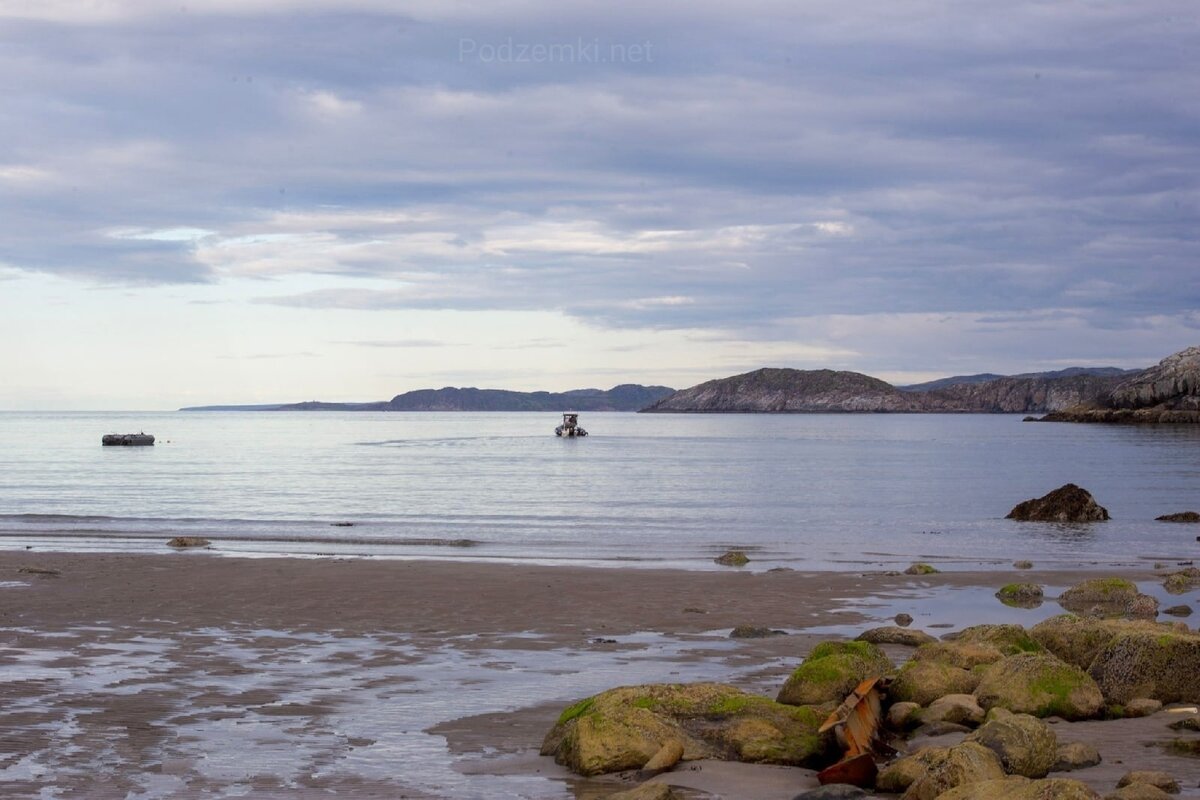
[0,410,1197,571]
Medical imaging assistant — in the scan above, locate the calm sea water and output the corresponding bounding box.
[0,411,1197,570]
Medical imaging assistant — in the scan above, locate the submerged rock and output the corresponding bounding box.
[973,653,1103,720]
[1013,560,1035,570]
[1156,511,1200,523]
[1163,605,1192,617]
[167,536,211,548]
[714,550,749,567]
[1058,578,1140,616]
[777,641,893,706]
[996,584,1044,608]
[540,682,831,776]
[605,784,680,800]
[965,711,1057,778]
[794,786,868,799]
[729,625,786,639]
[1006,484,1110,523]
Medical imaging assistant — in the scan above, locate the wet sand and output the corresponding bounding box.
[0,552,1194,798]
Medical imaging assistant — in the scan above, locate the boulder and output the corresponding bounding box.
[714,550,749,567]
[776,641,893,706]
[895,613,914,627]
[1087,628,1200,704]
[1115,770,1180,793]
[540,683,831,776]
[912,641,1006,670]
[1163,605,1192,617]
[891,659,979,706]
[1030,615,1119,669]
[1156,512,1200,523]
[887,701,922,730]
[900,741,1007,800]
[1163,568,1200,595]
[905,563,940,575]
[1053,741,1101,771]
[605,784,680,800]
[1058,578,1139,616]
[1127,594,1160,619]
[730,625,786,639]
[997,584,1044,608]
[1123,698,1163,717]
[167,536,211,548]
[951,624,1044,656]
[938,777,1101,799]
[923,694,985,727]
[856,626,936,647]
[974,653,1103,720]
[877,747,942,793]
[965,712,1057,777]
[1006,484,1110,523]
[1105,786,1173,800]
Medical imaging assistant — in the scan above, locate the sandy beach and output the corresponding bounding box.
[0,552,1196,798]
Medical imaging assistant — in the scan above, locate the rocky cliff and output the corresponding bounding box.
[1041,346,1200,423]
[923,373,1125,413]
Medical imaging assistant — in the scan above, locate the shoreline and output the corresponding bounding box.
[0,552,1194,799]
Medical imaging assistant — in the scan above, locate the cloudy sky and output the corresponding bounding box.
[1,1,1197,408]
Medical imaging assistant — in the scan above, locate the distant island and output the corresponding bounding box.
[181,384,675,413]
[642,346,1198,420]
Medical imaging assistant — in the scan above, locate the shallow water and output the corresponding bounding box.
[0,411,1198,569]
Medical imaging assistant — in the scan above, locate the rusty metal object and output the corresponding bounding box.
[816,676,888,787]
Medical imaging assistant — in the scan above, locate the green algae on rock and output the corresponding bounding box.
[951,624,1044,655]
[965,711,1057,778]
[973,653,1103,720]
[1087,627,1200,704]
[1058,577,1139,615]
[891,659,979,706]
[935,776,1100,800]
[541,682,832,776]
[901,741,1007,800]
[776,641,893,706]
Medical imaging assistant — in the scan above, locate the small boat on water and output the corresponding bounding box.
[102,432,155,446]
[555,413,588,438]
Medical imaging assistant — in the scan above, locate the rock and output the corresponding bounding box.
[1059,578,1139,615]
[714,550,749,567]
[1123,698,1163,717]
[951,624,1044,656]
[1110,346,1200,409]
[776,641,893,706]
[792,786,867,799]
[1030,615,1119,669]
[640,739,684,774]
[1166,716,1200,732]
[167,536,211,548]
[938,777,1101,799]
[540,683,831,776]
[1116,770,1180,793]
[1105,786,1173,800]
[1163,568,1200,595]
[1163,738,1200,757]
[905,563,940,575]
[913,641,1007,669]
[1162,605,1192,617]
[1006,484,1110,522]
[877,747,942,793]
[1087,627,1200,704]
[895,613,914,627]
[730,625,786,639]
[17,566,60,577]
[974,653,1104,720]
[1127,594,1160,618]
[891,659,979,706]
[901,741,1007,800]
[913,720,972,737]
[965,712,1057,777]
[605,784,680,800]
[887,701,922,730]
[1156,512,1200,523]
[856,626,936,647]
[1014,560,1035,569]
[1054,741,1101,771]
[997,584,1044,608]
[923,694,985,727]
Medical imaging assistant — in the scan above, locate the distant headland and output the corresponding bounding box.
[181,345,1200,421]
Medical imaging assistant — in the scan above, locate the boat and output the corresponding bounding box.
[102,432,155,446]
[555,413,588,437]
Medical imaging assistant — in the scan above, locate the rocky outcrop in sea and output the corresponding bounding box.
[1040,346,1200,423]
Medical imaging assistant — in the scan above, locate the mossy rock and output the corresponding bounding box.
[891,658,979,706]
[1030,615,1121,669]
[905,563,940,575]
[974,653,1103,720]
[901,741,1007,800]
[167,536,211,548]
[776,641,893,706]
[1058,578,1138,615]
[877,746,945,793]
[911,641,1006,670]
[541,682,832,776]
[996,584,1045,608]
[1087,628,1200,704]
[965,712,1057,778]
[936,777,1100,799]
[714,550,750,567]
[1163,567,1200,595]
[952,624,1044,656]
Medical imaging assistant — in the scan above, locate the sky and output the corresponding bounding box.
[1,1,1198,409]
